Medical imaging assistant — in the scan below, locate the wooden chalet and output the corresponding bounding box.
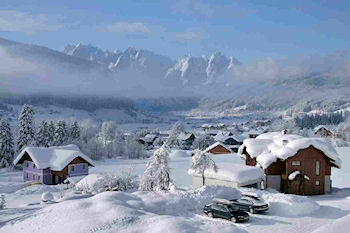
[239,132,341,195]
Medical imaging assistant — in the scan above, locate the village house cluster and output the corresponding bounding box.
[12,119,342,196]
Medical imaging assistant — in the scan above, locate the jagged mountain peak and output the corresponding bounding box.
[62,42,240,86]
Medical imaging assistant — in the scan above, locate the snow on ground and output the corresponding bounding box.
[1,150,350,232]
[332,147,350,188]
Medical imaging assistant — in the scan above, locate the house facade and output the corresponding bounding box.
[239,132,341,195]
[14,144,94,185]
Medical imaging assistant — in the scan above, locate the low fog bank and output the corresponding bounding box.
[1,37,350,107]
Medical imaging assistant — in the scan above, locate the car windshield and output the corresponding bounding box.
[243,196,265,204]
[228,205,239,211]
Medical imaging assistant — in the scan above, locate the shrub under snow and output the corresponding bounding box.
[76,169,138,194]
[41,192,54,203]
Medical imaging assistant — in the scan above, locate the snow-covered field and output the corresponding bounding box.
[1,150,350,233]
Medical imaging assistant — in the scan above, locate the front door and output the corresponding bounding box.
[288,174,305,195]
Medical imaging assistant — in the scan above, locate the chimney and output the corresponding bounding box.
[282,139,288,146]
[282,129,287,135]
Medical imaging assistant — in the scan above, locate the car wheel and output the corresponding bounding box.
[231,217,237,223]
[249,208,255,214]
[208,212,213,218]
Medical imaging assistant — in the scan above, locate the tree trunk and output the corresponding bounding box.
[202,175,205,186]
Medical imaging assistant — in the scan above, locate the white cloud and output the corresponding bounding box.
[0,10,60,33]
[174,31,201,41]
[104,22,151,34]
[171,0,213,17]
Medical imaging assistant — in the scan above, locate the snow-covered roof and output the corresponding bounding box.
[238,132,342,169]
[215,135,243,144]
[140,134,158,143]
[203,142,232,154]
[314,125,335,133]
[248,129,263,135]
[13,144,95,171]
[178,132,194,141]
[188,163,264,186]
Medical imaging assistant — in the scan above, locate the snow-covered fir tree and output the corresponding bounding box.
[139,146,171,191]
[36,121,49,147]
[54,120,68,146]
[47,121,55,146]
[0,119,14,164]
[0,194,5,209]
[191,149,217,185]
[16,104,35,153]
[70,121,81,142]
[165,121,185,148]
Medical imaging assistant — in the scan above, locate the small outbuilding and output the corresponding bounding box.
[189,163,264,189]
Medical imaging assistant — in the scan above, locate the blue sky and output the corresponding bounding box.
[0,0,349,63]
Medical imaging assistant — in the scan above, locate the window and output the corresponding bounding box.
[33,164,36,169]
[33,174,35,179]
[316,161,320,175]
[26,162,29,167]
[315,181,320,186]
[83,164,86,170]
[214,204,227,212]
[292,161,301,166]
[70,165,75,172]
[25,173,28,178]
[38,175,40,180]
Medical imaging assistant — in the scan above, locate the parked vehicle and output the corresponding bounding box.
[203,199,249,223]
[230,194,269,214]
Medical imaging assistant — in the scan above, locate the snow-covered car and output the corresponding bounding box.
[204,200,249,223]
[230,194,269,214]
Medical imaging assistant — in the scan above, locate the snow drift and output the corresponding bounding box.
[240,188,320,216]
[1,186,245,233]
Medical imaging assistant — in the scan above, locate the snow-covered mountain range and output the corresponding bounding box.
[62,43,239,86]
[1,37,350,118]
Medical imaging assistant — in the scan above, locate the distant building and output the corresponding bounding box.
[178,132,195,148]
[138,134,158,147]
[214,132,244,152]
[238,132,341,195]
[13,145,94,185]
[204,142,232,155]
[314,125,334,139]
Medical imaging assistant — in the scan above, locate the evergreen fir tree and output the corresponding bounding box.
[47,121,55,146]
[70,121,81,141]
[0,119,14,163]
[54,120,68,146]
[36,121,49,147]
[16,104,35,153]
